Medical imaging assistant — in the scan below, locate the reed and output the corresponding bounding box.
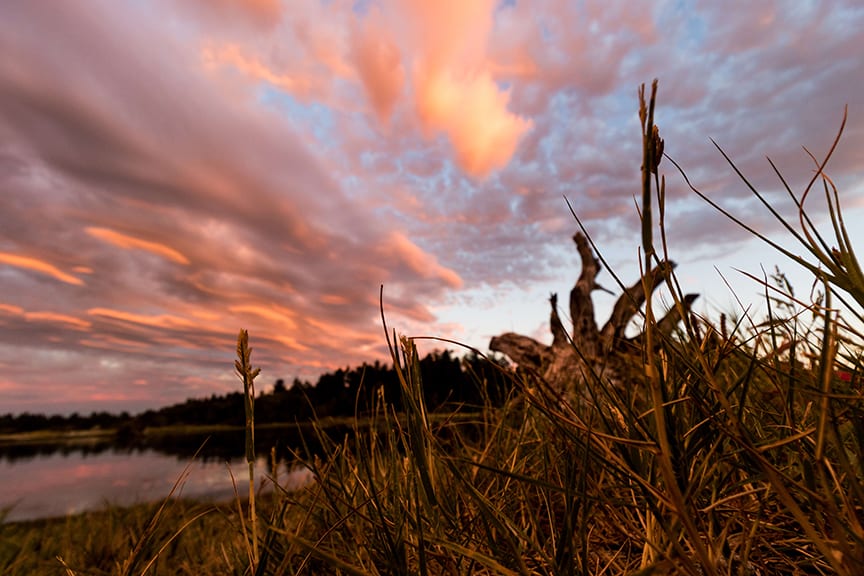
[235,328,262,569]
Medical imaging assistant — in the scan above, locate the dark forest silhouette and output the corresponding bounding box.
[0,350,512,436]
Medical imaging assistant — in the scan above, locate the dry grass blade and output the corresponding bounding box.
[235,328,261,568]
[118,441,210,576]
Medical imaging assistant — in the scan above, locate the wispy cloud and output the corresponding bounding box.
[0,253,85,286]
[86,228,191,265]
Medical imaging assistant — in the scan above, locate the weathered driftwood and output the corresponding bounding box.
[490,232,698,400]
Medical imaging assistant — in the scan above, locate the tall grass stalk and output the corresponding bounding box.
[639,80,713,573]
[235,328,261,568]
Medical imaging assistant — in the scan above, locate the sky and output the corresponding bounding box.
[1,1,863,415]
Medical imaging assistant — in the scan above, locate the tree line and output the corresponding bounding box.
[0,350,513,435]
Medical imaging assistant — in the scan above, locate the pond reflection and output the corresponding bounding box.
[0,425,352,464]
[0,433,314,523]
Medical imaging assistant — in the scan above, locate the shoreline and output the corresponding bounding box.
[0,412,479,446]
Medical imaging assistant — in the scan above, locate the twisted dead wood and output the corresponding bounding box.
[490,231,698,398]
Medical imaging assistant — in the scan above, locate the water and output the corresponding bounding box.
[0,440,312,523]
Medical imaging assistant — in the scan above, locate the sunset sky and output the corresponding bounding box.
[1,1,863,415]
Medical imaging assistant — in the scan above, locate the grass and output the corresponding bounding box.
[2,80,863,574]
[0,417,471,440]
[0,428,117,445]
[2,499,249,575]
[236,328,262,570]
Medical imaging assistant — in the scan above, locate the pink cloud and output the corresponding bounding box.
[349,13,405,123]
[180,0,283,30]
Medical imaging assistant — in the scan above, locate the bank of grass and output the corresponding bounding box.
[2,499,234,575]
[3,83,864,574]
[0,428,117,445]
[0,415,480,446]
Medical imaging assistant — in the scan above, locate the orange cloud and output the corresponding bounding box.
[88,308,198,330]
[320,294,348,305]
[304,316,383,346]
[25,311,92,330]
[368,0,532,177]
[229,304,298,331]
[0,252,84,285]
[226,306,310,352]
[271,334,309,352]
[415,67,532,175]
[86,227,190,265]
[0,303,24,315]
[0,303,91,330]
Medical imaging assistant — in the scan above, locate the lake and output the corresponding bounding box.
[0,434,314,523]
